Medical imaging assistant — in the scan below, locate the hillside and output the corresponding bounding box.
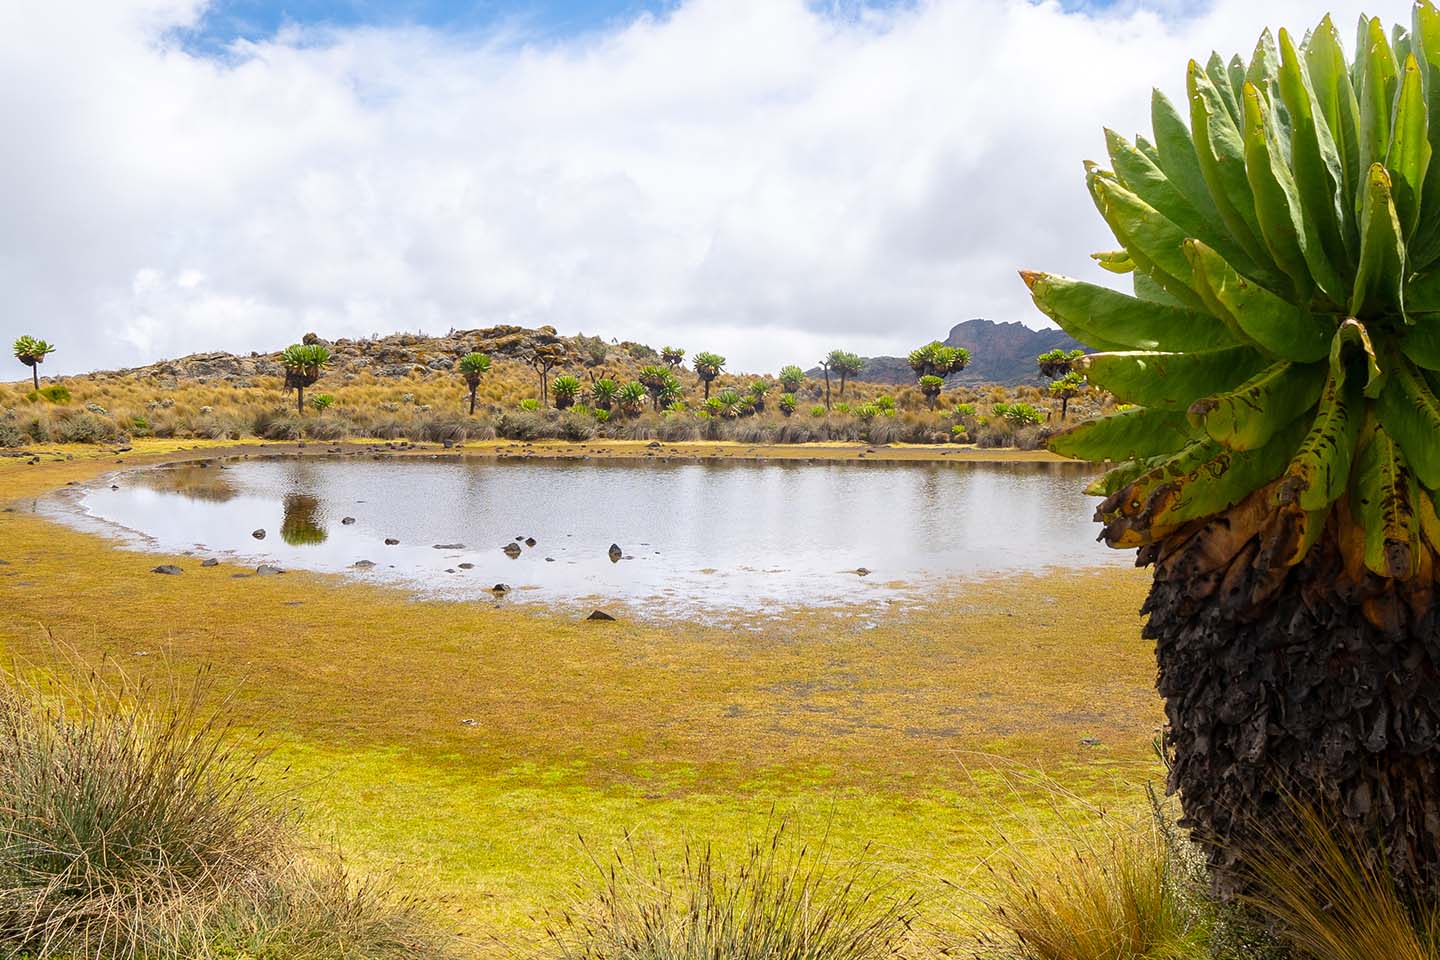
[811,319,1085,387]
[82,325,639,387]
[65,319,1081,391]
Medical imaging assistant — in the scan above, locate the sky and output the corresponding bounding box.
[0,0,1418,376]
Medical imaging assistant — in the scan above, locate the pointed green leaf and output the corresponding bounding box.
[1357,17,1399,202]
[1276,348,1362,513]
[1189,60,1271,271]
[1208,51,1243,124]
[1406,0,1440,268]
[1247,29,1280,91]
[1189,360,1327,450]
[1306,15,1363,214]
[1050,406,1196,462]
[1379,358,1440,490]
[1388,55,1432,238]
[1400,314,1440,369]
[1080,348,1268,409]
[1107,127,1282,289]
[1087,168,1207,311]
[1091,250,1135,274]
[1242,82,1347,301]
[1352,164,1407,316]
[1022,272,1240,353]
[1150,89,1226,228]
[1185,239,1336,362]
[1146,416,1307,535]
[1133,270,1184,307]
[1351,421,1420,579]
[1277,28,1355,282]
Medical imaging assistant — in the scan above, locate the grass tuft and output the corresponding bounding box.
[1243,804,1440,960]
[541,823,917,960]
[0,659,459,959]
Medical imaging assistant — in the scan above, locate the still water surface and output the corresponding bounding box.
[55,456,1127,613]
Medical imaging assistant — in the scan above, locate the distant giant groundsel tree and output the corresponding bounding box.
[692,352,726,400]
[459,352,492,415]
[280,343,331,414]
[13,336,56,391]
[825,350,865,396]
[779,365,806,393]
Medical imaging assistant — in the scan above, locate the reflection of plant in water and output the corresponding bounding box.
[280,494,327,546]
[135,464,238,504]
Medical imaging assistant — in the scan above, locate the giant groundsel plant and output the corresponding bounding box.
[1029,11,1440,587]
[1025,7,1440,900]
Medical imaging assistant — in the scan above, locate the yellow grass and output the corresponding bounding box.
[0,442,1159,953]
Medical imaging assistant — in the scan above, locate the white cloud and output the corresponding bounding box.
[0,0,1415,376]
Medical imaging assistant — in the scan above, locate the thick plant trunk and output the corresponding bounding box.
[469,388,477,415]
[31,365,39,391]
[297,384,304,414]
[1147,517,1440,900]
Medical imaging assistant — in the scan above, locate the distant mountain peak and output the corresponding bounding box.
[807,318,1085,387]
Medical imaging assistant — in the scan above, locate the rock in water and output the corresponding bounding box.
[151,565,183,575]
[492,583,511,594]
[201,558,219,568]
[256,565,283,576]
[341,517,356,525]
[434,543,466,550]
[384,538,400,545]
[587,610,617,621]
[252,529,266,540]
[503,543,522,558]
[608,543,623,562]
[352,560,376,569]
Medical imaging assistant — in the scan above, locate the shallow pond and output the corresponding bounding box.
[52,455,1127,614]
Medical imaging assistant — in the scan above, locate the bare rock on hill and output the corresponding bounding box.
[83,324,649,387]
[151,565,183,575]
[586,610,617,621]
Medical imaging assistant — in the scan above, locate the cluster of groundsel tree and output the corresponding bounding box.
[1029,6,1440,901]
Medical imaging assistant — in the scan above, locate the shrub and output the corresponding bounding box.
[51,411,119,443]
[0,418,23,448]
[518,398,541,412]
[298,417,349,441]
[556,411,596,441]
[414,414,470,444]
[495,410,550,441]
[656,416,699,442]
[541,824,916,960]
[810,405,827,418]
[254,410,305,441]
[27,384,72,404]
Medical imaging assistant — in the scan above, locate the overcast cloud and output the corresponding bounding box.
[0,0,1415,376]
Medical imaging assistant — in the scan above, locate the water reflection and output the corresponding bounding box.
[63,455,1126,613]
[280,494,327,547]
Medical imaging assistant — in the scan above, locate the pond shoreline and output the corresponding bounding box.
[2,437,1075,504]
[35,443,1112,622]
